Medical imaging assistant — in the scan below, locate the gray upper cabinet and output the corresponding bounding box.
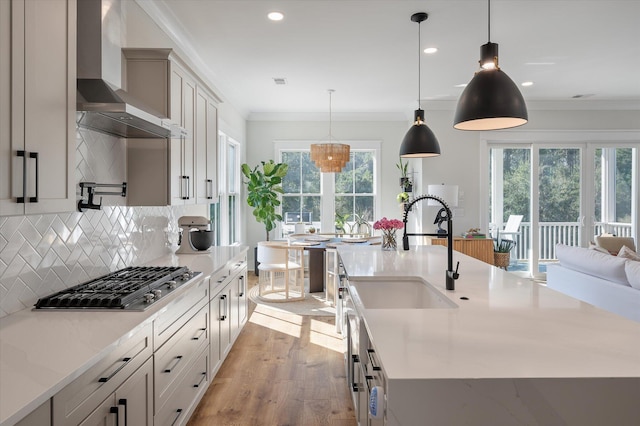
[123,48,219,207]
[0,0,76,216]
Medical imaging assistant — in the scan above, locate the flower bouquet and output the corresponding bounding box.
[373,217,404,251]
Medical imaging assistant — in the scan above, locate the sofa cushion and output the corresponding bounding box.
[625,261,640,289]
[556,244,629,286]
[617,245,640,261]
[595,236,636,254]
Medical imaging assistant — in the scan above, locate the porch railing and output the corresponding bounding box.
[496,222,633,262]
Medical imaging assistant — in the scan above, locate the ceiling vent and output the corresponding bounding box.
[273,77,287,85]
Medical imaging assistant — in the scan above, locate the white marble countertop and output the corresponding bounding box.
[337,245,640,381]
[0,246,247,426]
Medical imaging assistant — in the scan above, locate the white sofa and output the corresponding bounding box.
[547,244,640,323]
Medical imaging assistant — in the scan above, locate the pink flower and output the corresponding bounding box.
[373,217,404,231]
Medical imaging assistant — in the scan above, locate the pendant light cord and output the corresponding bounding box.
[328,89,334,143]
[417,20,421,109]
[487,0,491,42]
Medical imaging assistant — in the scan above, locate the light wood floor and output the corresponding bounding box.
[187,274,357,426]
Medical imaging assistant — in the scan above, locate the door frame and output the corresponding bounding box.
[480,130,640,279]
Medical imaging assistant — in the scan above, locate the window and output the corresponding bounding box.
[211,132,241,245]
[276,141,380,237]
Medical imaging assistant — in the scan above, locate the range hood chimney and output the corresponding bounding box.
[76,0,177,138]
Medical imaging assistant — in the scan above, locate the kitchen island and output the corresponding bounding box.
[337,245,640,425]
[0,246,247,426]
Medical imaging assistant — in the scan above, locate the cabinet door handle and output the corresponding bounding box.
[170,409,183,426]
[206,179,213,199]
[16,151,26,203]
[118,399,127,426]
[98,357,132,383]
[239,275,245,297]
[193,372,207,388]
[110,406,119,424]
[220,294,227,320]
[181,176,189,200]
[164,355,183,373]
[217,275,227,284]
[192,327,206,340]
[29,152,38,202]
[367,349,382,371]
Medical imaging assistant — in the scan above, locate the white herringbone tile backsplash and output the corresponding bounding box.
[0,129,205,317]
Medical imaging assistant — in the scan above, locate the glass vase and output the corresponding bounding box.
[381,229,398,251]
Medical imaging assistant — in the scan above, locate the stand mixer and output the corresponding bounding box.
[176,216,214,254]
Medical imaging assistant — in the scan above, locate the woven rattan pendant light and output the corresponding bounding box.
[310,89,350,172]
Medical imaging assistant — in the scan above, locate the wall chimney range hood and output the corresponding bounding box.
[76,0,181,139]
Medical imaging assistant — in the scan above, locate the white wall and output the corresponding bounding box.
[245,108,640,266]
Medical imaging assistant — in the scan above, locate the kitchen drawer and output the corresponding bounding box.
[210,256,246,296]
[154,303,208,414]
[154,276,208,350]
[53,322,152,425]
[154,346,209,426]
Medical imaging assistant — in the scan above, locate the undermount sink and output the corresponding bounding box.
[352,279,458,309]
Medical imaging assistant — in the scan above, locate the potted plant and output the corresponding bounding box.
[396,158,413,192]
[493,238,516,270]
[241,160,289,241]
[334,212,350,234]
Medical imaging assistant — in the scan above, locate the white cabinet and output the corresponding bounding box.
[152,277,209,425]
[15,400,50,426]
[195,87,218,204]
[123,48,219,207]
[209,255,247,377]
[79,357,153,426]
[168,62,196,205]
[0,0,75,216]
[53,323,153,425]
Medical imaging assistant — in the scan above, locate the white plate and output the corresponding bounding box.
[291,241,320,246]
[341,238,367,243]
[326,242,344,248]
[305,236,330,242]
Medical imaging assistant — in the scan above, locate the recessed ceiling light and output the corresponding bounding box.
[521,81,534,87]
[423,47,438,54]
[273,77,287,85]
[267,12,284,21]
[454,83,468,88]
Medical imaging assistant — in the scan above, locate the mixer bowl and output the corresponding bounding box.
[189,230,213,250]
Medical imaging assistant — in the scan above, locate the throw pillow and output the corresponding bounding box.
[617,245,640,262]
[625,261,640,290]
[588,242,610,255]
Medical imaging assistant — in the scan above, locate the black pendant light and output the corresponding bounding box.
[453,0,528,131]
[399,12,441,158]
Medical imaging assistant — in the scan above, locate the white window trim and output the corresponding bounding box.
[217,131,242,245]
[274,140,382,235]
[480,129,639,251]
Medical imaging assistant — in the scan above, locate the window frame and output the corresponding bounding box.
[274,140,381,237]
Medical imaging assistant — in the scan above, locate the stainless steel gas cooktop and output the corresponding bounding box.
[34,266,201,311]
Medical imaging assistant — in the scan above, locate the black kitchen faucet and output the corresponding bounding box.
[402,194,460,290]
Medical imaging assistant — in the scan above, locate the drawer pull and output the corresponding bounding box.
[217,276,227,283]
[171,409,183,426]
[99,357,132,383]
[193,372,207,388]
[164,355,183,373]
[192,328,207,340]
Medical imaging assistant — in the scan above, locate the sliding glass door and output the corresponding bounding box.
[489,140,637,279]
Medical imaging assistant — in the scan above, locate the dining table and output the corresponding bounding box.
[288,234,374,293]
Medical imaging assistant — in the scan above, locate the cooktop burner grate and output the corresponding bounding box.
[34,266,196,310]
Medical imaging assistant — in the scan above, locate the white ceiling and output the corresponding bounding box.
[137,0,640,120]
